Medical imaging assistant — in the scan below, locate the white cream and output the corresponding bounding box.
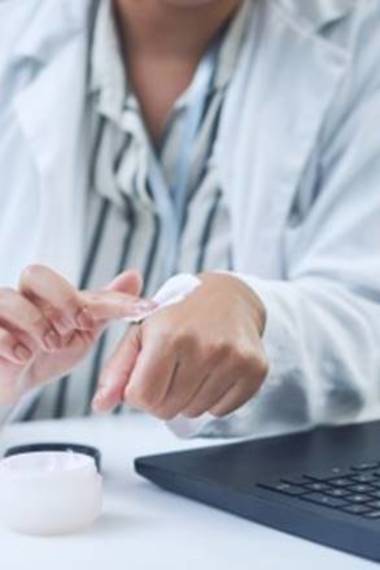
[0,451,102,536]
[125,274,202,324]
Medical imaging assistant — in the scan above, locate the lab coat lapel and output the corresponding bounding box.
[12,4,92,283]
[218,0,351,278]
[277,0,355,29]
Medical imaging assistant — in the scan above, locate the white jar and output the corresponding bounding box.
[0,451,103,536]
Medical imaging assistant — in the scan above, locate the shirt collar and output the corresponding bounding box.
[213,0,254,92]
[89,0,127,122]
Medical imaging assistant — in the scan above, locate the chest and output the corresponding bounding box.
[84,79,233,293]
[126,53,200,145]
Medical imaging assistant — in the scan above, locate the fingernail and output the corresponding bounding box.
[13,344,32,363]
[76,307,95,330]
[92,389,109,412]
[43,329,61,351]
[131,300,157,313]
[128,308,149,319]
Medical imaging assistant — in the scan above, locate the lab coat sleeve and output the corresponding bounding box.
[193,8,380,438]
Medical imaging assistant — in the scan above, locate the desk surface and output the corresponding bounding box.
[0,415,377,570]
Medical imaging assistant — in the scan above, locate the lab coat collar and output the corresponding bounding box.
[10,1,95,285]
[13,0,94,65]
[275,0,355,31]
[217,0,351,276]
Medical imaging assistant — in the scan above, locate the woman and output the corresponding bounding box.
[0,0,379,437]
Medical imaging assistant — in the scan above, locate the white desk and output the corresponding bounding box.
[0,415,377,570]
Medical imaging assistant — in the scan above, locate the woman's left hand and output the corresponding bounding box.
[93,273,269,420]
[0,265,154,405]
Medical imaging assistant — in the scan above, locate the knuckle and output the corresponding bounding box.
[168,329,196,353]
[52,299,79,327]
[217,342,232,360]
[232,349,255,374]
[126,385,155,411]
[175,331,197,350]
[148,326,174,348]
[210,407,225,418]
[183,407,203,419]
[20,264,45,284]
[154,408,177,421]
[204,341,230,364]
[43,305,63,324]
[229,346,268,378]
[65,292,81,311]
[55,292,79,316]
[254,352,269,380]
[30,314,48,333]
[0,329,13,346]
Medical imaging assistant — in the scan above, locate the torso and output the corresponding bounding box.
[22,0,252,421]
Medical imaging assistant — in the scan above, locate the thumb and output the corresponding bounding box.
[105,269,143,297]
[92,326,141,413]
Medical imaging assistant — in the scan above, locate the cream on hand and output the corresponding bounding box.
[124,274,202,324]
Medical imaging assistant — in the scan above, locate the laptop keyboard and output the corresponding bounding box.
[258,461,380,519]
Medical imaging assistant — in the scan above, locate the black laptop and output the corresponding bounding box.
[135,420,380,563]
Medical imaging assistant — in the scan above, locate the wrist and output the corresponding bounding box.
[197,271,267,337]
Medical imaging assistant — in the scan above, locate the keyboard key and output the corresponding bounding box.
[306,467,351,481]
[325,488,351,498]
[329,478,352,487]
[351,473,379,484]
[302,493,348,508]
[351,462,379,471]
[261,482,307,496]
[348,484,374,494]
[304,482,331,492]
[282,475,309,486]
[369,480,380,489]
[364,511,380,519]
[343,504,372,515]
[368,500,380,510]
[369,490,380,499]
[348,495,370,504]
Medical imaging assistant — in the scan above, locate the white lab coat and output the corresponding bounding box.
[0,0,380,437]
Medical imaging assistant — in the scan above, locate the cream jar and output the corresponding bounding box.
[0,451,103,535]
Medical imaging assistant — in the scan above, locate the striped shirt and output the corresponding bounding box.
[23,0,252,420]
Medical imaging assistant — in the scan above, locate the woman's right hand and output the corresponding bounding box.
[0,265,153,405]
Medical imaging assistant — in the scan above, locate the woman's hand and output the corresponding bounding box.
[93,273,269,419]
[0,265,152,405]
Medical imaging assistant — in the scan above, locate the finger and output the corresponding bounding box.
[19,265,89,335]
[86,268,149,321]
[92,326,141,412]
[0,326,33,365]
[106,269,143,297]
[181,370,234,419]
[0,287,60,353]
[122,333,178,417]
[80,290,156,322]
[209,381,256,418]
[148,360,187,420]
[152,355,209,420]
[0,357,27,405]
